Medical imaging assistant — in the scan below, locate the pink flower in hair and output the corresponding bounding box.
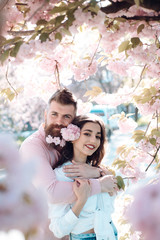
[61,124,80,141]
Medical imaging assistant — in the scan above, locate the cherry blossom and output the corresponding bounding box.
[61,124,80,141]
[0,134,48,239]
[118,117,138,134]
[126,179,160,240]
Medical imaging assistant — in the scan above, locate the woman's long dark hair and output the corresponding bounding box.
[54,114,106,168]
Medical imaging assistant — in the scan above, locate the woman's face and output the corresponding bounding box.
[72,122,101,163]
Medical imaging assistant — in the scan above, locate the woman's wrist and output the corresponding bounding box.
[72,199,86,217]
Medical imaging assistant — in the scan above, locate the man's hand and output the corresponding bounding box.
[63,161,100,179]
[99,175,118,195]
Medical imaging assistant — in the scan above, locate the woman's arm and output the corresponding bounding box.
[49,179,91,238]
[72,179,91,217]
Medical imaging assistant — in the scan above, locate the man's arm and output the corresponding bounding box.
[19,140,101,204]
[63,160,102,179]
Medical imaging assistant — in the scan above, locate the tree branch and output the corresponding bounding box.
[7,30,35,36]
[6,63,18,97]
[101,1,133,14]
[120,15,160,21]
[100,0,160,15]
[145,145,160,172]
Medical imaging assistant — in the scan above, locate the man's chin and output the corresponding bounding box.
[44,123,65,139]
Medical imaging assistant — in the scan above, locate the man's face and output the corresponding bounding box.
[44,101,76,139]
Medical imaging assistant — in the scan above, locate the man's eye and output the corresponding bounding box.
[64,115,70,119]
[52,113,56,116]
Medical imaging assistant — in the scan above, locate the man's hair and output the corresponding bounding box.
[48,88,77,111]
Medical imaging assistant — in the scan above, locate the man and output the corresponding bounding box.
[20,88,117,239]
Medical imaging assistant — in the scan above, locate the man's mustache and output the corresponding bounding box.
[53,124,65,129]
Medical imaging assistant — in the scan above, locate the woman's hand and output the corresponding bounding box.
[73,178,91,202]
[72,179,91,217]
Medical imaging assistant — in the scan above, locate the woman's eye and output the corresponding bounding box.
[96,136,101,139]
[84,133,90,136]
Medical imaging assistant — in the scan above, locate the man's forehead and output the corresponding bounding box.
[49,101,76,114]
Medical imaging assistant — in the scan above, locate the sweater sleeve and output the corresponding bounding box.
[20,138,101,204]
[48,204,79,238]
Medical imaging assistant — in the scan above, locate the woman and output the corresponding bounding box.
[48,114,118,240]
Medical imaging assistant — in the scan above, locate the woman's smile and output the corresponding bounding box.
[84,144,96,150]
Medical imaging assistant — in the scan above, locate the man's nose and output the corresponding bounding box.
[56,116,64,125]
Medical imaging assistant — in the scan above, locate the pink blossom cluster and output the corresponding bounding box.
[0,134,48,238]
[46,135,66,147]
[118,117,138,134]
[77,99,93,115]
[116,146,152,182]
[61,124,80,141]
[93,87,133,107]
[138,139,156,153]
[126,179,160,240]
[135,97,160,116]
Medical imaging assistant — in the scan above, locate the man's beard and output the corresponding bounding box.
[44,123,66,152]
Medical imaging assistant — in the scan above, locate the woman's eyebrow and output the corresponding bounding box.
[83,129,101,134]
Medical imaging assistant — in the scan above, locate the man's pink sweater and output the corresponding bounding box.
[19,124,101,204]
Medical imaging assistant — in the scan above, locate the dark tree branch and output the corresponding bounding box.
[101,0,160,15]
[101,1,133,14]
[121,15,160,21]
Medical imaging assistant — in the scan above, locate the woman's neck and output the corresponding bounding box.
[73,153,87,164]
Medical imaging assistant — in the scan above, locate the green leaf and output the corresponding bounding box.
[116,176,125,190]
[1,88,15,101]
[134,135,144,143]
[61,27,72,36]
[55,32,62,41]
[131,37,141,48]
[36,19,48,26]
[10,41,23,57]
[55,15,65,27]
[150,86,157,95]
[134,0,140,6]
[149,138,156,146]
[151,129,160,137]
[115,17,126,22]
[118,40,130,53]
[140,96,152,104]
[0,49,10,64]
[87,5,100,14]
[39,33,49,42]
[67,11,75,27]
[133,130,145,135]
[0,37,22,48]
[49,6,68,15]
[137,24,145,34]
[29,32,39,41]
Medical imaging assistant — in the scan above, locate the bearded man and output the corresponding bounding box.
[19,88,117,240]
